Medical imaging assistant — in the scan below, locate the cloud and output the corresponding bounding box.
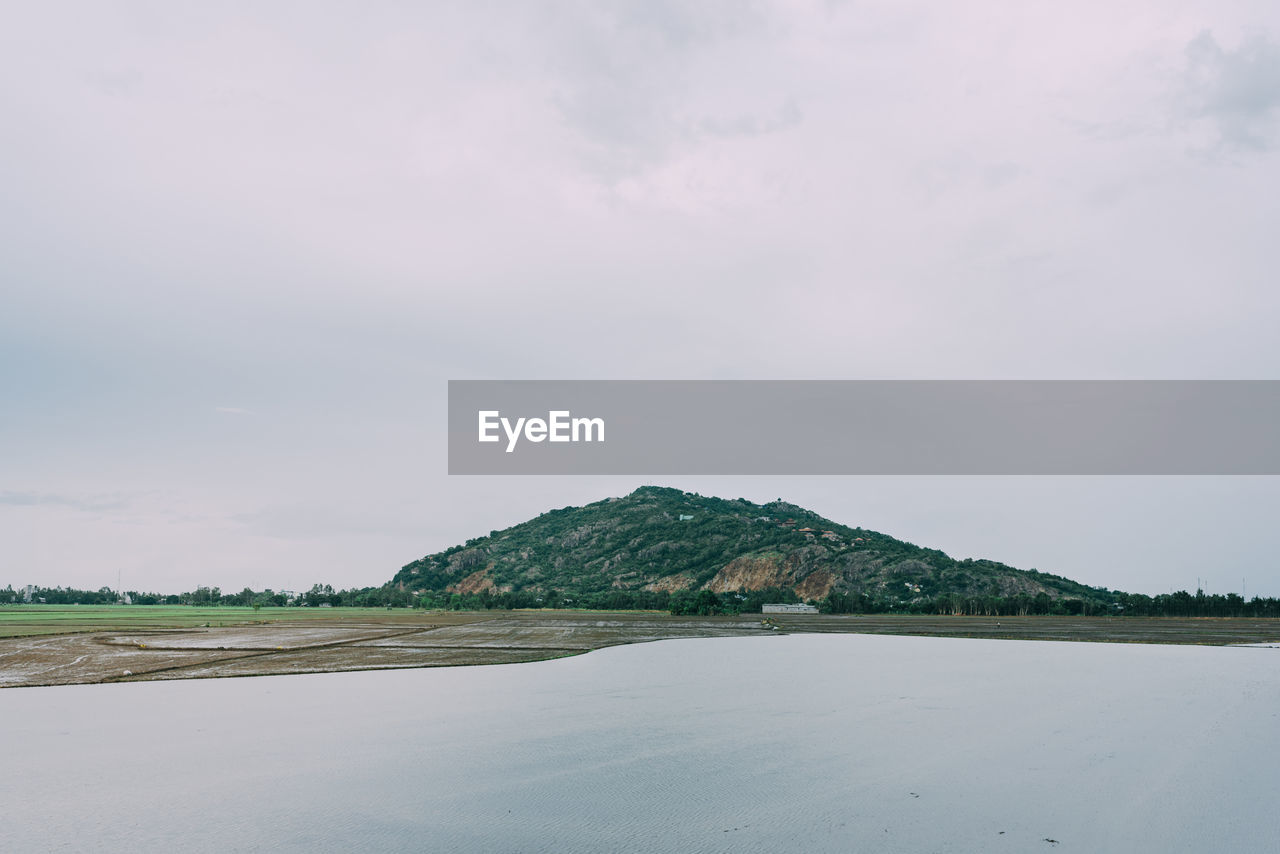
[214,406,252,415]
[0,491,130,512]
[230,503,428,540]
[539,0,793,180]
[1182,29,1280,151]
[700,97,802,138]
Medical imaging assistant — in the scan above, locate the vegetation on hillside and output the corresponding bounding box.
[392,486,1115,610]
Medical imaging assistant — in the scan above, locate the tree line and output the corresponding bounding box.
[5,583,1280,618]
[821,589,1280,618]
[1,584,417,609]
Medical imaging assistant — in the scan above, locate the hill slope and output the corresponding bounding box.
[392,486,1112,609]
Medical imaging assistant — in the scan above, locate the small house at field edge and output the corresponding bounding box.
[762,603,818,614]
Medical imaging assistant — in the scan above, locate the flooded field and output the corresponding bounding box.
[3,608,1278,688]
[3,633,1277,853]
[0,610,765,687]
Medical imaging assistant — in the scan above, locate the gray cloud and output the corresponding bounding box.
[0,491,130,512]
[539,0,788,179]
[231,502,431,541]
[1182,29,1280,150]
[700,97,802,137]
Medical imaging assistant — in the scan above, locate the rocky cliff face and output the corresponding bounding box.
[393,486,1109,605]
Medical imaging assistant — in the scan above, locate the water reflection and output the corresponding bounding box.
[3,634,1277,853]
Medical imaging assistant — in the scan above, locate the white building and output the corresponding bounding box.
[762,603,819,614]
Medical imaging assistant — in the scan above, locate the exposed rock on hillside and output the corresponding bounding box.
[393,486,1109,606]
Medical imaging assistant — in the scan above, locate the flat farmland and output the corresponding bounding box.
[767,613,1280,645]
[0,605,462,638]
[1,606,1276,688]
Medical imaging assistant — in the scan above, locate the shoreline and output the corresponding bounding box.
[2,609,1277,688]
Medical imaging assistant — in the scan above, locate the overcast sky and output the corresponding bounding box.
[4,1,1280,597]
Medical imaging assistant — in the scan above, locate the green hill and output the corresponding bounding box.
[392,486,1114,612]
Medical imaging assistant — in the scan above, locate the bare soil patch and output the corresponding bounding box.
[2,611,1276,688]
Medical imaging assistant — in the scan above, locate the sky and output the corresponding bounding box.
[3,1,1280,598]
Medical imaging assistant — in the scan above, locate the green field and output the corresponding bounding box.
[5,604,1279,647]
[0,604,437,638]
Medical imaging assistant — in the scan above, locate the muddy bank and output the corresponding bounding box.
[2,612,1276,688]
[0,612,765,687]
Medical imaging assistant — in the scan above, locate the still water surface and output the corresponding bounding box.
[4,633,1278,853]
